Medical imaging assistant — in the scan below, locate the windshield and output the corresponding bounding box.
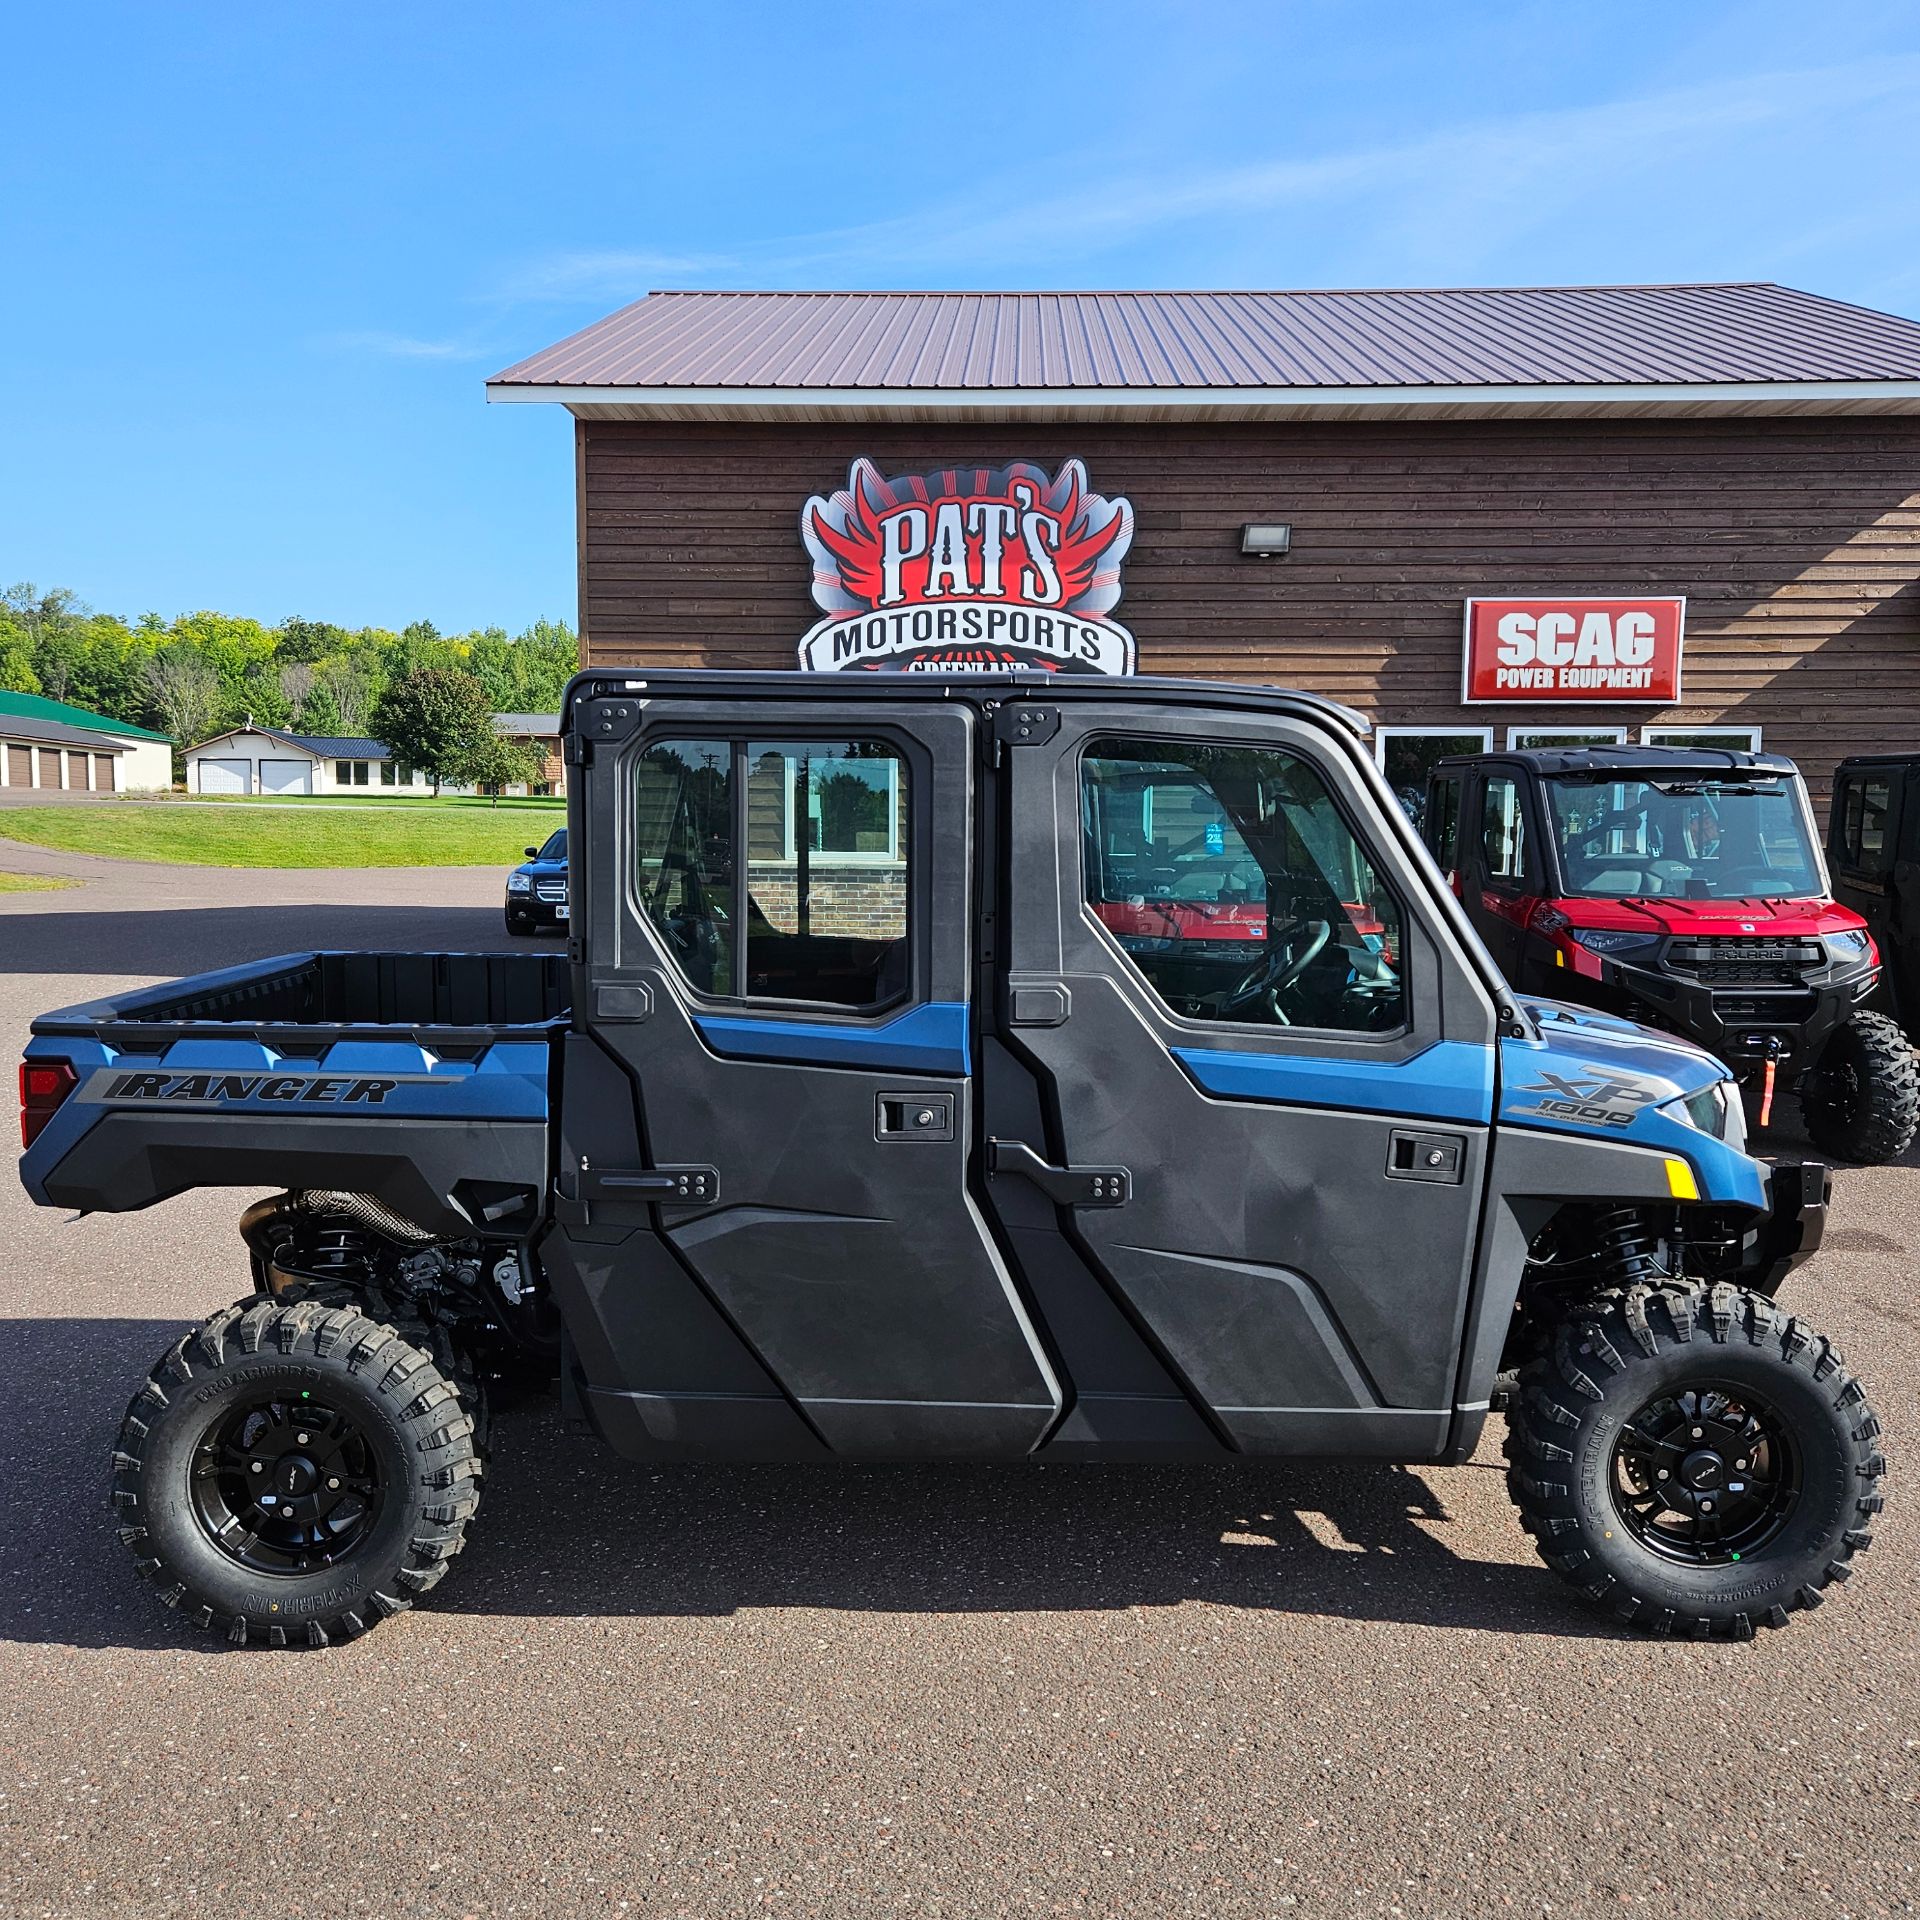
[1542,776,1822,899]
[537,829,568,861]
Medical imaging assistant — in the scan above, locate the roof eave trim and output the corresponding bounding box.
[484,375,1920,413]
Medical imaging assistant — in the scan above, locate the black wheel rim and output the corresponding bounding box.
[189,1392,387,1575]
[1610,1380,1800,1566]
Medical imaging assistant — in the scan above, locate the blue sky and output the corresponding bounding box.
[6,0,1920,634]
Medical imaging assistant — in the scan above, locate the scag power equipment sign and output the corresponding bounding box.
[1463,596,1685,703]
[799,458,1137,674]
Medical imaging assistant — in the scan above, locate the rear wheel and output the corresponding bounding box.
[1800,1010,1919,1163]
[1505,1281,1882,1636]
[112,1297,481,1646]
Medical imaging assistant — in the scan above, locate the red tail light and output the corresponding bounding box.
[19,1059,78,1149]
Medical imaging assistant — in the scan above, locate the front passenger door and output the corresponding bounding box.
[989,706,1501,1459]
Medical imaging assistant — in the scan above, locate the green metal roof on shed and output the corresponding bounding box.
[0,690,171,742]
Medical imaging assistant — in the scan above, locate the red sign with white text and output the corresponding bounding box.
[1462,597,1685,704]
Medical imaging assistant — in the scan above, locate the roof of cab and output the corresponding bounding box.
[1432,743,1801,779]
[558,667,1370,736]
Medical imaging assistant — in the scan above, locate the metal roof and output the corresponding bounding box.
[488,284,1920,422]
[185,727,392,760]
[0,712,130,753]
[0,690,170,742]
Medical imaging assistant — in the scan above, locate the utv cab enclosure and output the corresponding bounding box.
[1828,754,1920,1039]
[1427,745,1918,1166]
[18,673,1878,1647]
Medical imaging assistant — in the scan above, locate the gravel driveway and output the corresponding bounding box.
[1,855,1915,1918]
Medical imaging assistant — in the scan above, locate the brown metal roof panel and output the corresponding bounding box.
[490,284,1920,391]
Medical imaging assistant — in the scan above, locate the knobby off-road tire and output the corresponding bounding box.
[112,1297,482,1647]
[1801,1009,1920,1164]
[1505,1281,1883,1637]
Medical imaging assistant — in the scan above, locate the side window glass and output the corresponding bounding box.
[1081,735,1405,1033]
[634,740,735,995]
[745,742,909,1006]
[1482,775,1528,884]
[1840,777,1891,875]
[632,737,910,1010]
[1426,776,1462,872]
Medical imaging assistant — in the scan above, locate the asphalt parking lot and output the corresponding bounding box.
[1,849,1916,1919]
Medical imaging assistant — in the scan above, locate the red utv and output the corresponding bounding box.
[1426,744,1919,1163]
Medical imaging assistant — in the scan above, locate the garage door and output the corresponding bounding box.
[259,759,312,795]
[197,758,250,795]
[5,745,29,788]
[92,753,117,792]
[67,751,91,791]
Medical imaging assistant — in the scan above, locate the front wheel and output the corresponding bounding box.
[112,1298,482,1646]
[1800,1010,1919,1163]
[1506,1282,1883,1636]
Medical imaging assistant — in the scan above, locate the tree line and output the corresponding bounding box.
[0,582,578,749]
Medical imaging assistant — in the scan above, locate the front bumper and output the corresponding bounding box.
[506,892,570,929]
[1532,948,1878,1078]
[1745,1158,1830,1291]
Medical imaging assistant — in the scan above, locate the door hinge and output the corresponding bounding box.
[991,704,1061,748]
[987,1138,1130,1206]
[567,1163,718,1205]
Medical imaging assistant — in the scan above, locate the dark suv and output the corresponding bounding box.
[504,827,568,935]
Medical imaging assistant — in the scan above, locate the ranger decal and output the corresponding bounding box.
[90,1070,437,1106]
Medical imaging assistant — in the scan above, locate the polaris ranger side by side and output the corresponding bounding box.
[18,673,1876,1647]
[1427,745,1920,1164]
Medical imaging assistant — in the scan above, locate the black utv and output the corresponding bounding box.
[1829,754,1920,1040]
[18,672,1876,1647]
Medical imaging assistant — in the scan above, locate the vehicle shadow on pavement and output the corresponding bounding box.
[0,905,535,977]
[0,1318,1623,1650]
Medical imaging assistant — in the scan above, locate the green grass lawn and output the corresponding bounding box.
[185,792,565,810]
[0,804,556,869]
[0,870,77,891]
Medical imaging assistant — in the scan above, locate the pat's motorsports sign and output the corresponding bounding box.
[799,458,1136,674]
[1463,596,1685,703]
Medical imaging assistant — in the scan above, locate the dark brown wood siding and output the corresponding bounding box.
[577,417,1920,796]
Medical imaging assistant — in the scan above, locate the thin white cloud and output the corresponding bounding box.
[492,248,740,302]
[775,54,1920,276]
[316,330,495,362]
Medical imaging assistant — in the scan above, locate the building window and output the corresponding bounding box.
[378,761,397,786]
[1641,726,1762,752]
[1375,729,1492,823]
[632,737,910,1010]
[1506,727,1627,751]
[1080,735,1405,1034]
[335,761,352,783]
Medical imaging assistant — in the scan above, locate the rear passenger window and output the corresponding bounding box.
[633,738,910,1009]
[1481,775,1529,884]
[1426,776,1463,874]
[1836,777,1892,876]
[1081,735,1405,1033]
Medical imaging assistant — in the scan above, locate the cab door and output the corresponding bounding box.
[1830,764,1912,1024]
[1464,766,1541,987]
[550,690,1058,1461]
[986,702,1502,1459]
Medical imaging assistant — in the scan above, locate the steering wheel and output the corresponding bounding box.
[1220,918,1332,1018]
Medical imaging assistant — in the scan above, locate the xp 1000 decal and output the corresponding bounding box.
[799,458,1136,674]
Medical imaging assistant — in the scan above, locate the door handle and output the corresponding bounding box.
[987,1139,1131,1207]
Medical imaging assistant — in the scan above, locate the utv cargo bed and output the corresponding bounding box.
[21,951,569,1232]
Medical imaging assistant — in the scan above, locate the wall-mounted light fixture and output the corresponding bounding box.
[1239,523,1292,558]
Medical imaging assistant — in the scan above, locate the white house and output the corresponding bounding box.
[184,716,566,797]
[183,728,438,796]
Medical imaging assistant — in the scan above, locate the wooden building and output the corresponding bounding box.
[489,286,1920,796]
